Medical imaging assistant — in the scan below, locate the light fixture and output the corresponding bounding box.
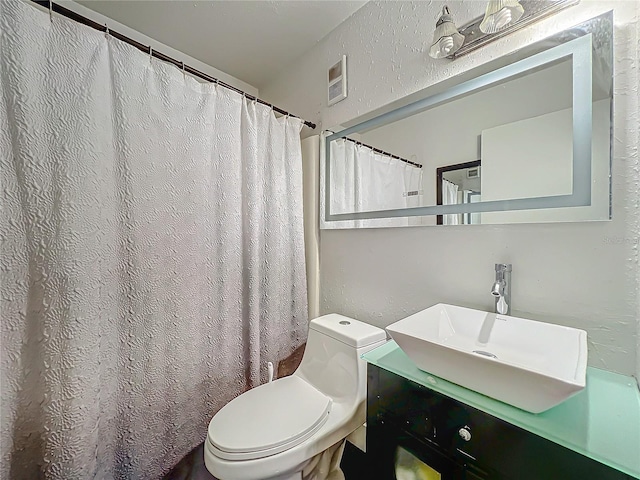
[441,0,577,59]
[479,0,525,34]
[428,6,465,59]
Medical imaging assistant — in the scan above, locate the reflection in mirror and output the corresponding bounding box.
[328,136,424,227]
[436,161,481,225]
[322,12,612,228]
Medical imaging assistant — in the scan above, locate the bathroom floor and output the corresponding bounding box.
[163,441,369,480]
[163,444,214,480]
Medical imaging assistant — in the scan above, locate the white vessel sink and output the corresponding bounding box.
[385,304,588,413]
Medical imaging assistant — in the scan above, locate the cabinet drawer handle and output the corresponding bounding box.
[459,427,472,442]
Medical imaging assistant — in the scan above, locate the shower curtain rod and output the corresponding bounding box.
[329,132,422,169]
[33,0,317,130]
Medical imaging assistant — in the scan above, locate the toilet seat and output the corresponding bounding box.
[207,375,332,461]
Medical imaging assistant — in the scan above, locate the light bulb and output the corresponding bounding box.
[429,6,465,59]
[439,37,455,55]
[479,0,524,34]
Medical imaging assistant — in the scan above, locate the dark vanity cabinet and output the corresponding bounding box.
[366,365,634,480]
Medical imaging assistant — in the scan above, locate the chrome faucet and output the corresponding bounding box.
[490,263,512,315]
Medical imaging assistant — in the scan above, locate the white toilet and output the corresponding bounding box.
[204,314,387,480]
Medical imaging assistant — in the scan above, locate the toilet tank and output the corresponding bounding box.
[294,314,387,401]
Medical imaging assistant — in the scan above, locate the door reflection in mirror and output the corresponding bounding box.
[437,161,482,225]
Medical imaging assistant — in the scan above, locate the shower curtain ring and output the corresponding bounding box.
[181,61,186,78]
[49,0,53,21]
[104,24,109,36]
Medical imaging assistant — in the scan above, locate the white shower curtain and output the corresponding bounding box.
[0,1,307,479]
[442,179,460,225]
[326,138,422,228]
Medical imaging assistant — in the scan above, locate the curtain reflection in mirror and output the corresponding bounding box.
[330,139,423,227]
[442,179,460,225]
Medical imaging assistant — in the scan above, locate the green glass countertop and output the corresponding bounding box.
[363,341,640,479]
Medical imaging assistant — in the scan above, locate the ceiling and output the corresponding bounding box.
[77,0,367,89]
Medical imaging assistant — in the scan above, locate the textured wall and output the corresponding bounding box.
[261,1,640,378]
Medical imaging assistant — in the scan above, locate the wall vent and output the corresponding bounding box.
[467,166,481,179]
[328,55,347,106]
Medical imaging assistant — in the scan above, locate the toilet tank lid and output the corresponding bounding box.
[310,314,387,348]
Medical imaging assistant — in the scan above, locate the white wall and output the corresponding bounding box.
[261,1,640,379]
[481,99,610,223]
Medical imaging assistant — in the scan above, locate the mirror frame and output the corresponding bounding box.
[324,33,594,223]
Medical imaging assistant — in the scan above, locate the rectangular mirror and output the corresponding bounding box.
[322,12,612,228]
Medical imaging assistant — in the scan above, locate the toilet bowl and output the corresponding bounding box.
[204,314,387,480]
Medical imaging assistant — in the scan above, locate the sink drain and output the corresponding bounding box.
[473,350,498,359]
